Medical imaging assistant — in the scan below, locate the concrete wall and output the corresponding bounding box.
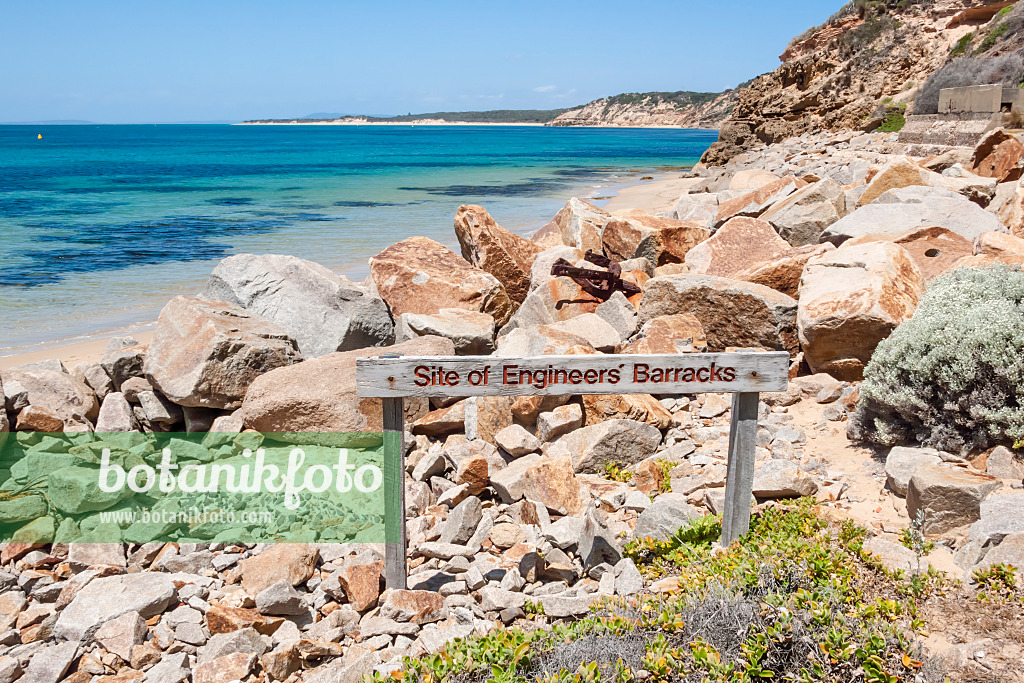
[938,85,1003,114]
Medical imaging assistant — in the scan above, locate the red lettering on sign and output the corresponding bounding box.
[697,367,710,382]
[414,366,430,387]
[503,366,518,385]
[633,364,648,382]
[723,367,736,382]
[568,369,583,384]
[584,369,598,384]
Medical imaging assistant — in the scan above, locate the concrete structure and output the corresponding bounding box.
[901,85,1023,149]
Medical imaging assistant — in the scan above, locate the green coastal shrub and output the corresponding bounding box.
[915,54,1024,114]
[876,103,907,132]
[850,266,1024,453]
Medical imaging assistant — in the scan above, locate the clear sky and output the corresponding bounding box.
[1,1,843,123]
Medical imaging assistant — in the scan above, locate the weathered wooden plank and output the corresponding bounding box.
[720,392,759,546]
[381,396,407,590]
[356,352,789,398]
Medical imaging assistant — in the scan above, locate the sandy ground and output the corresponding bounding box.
[602,174,703,215]
[0,331,154,372]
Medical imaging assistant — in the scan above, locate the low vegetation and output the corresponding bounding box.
[852,265,1024,453]
[876,103,907,132]
[914,54,1024,115]
[371,502,1009,683]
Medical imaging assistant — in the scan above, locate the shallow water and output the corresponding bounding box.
[0,124,716,353]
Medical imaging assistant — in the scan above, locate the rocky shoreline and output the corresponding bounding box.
[3,125,1024,682]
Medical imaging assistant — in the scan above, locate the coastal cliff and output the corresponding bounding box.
[703,0,1024,165]
[545,90,739,129]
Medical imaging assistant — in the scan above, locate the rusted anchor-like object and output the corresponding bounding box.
[550,250,641,301]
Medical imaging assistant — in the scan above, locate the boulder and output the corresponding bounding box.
[54,572,176,641]
[236,544,319,596]
[240,336,454,445]
[579,506,621,570]
[0,377,7,448]
[602,210,709,265]
[490,454,583,515]
[94,393,139,432]
[438,496,482,545]
[728,169,780,191]
[751,460,818,499]
[761,178,846,246]
[369,236,512,327]
[974,231,1024,259]
[15,406,65,432]
[465,396,513,445]
[595,291,639,342]
[529,219,565,249]
[712,177,800,227]
[379,590,445,625]
[395,308,494,355]
[672,193,719,224]
[618,314,707,354]
[494,424,541,457]
[255,580,307,616]
[797,242,923,380]
[93,612,147,661]
[454,205,544,306]
[536,404,584,442]
[494,326,594,356]
[907,464,1002,535]
[885,446,942,497]
[411,401,465,438]
[857,156,936,206]
[639,275,798,354]
[633,492,700,541]
[545,419,661,473]
[821,186,1006,246]
[540,314,620,352]
[581,394,672,429]
[21,642,78,683]
[204,254,394,357]
[144,296,301,410]
[736,243,835,299]
[971,128,1024,182]
[100,344,146,389]
[684,217,790,278]
[552,198,610,253]
[986,446,1024,481]
[845,226,973,282]
[3,369,99,427]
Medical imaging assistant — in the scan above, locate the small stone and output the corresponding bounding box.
[379,590,445,624]
[614,558,643,596]
[255,579,307,616]
[536,404,584,442]
[489,522,526,549]
[986,446,1024,481]
[193,653,256,683]
[21,641,78,683]
[633,492,700,541]
[494,424,541,457]
[93,611,147,661]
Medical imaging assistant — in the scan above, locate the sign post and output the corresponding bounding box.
[357,351,789,590]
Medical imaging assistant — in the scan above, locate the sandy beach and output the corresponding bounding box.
[602,173,704,215]
[0,331,154,372]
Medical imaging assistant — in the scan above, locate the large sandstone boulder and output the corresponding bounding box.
[454,205,543,306]
[529,219,565,249]
[971,128,1024,182]
[844,226,973,282]
[601,210,709,265]
[395,309,494,355]
[369,236,513,327]
[685,217,790,278]
[0,375,7,447]
[736,243,835,299]
[581,394,672,429]
[857,156,935,207]
[885,446,942,497]
[797,242,923,381]
[712,177,800,228]
[672,193,719,225]
[203,253,394,358]
[822,186,1006,246]
[144,296,301,410]
[618,314,707,354]
[760,178,846,246]
[552,199,610,252]
[975,231,1024,259]
[240,336,454,445]
[907,464,1001,535]
[494,326,594,357]
[2,369,99,428]
[639,275,798,354]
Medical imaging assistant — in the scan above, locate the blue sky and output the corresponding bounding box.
[1,1,842,123]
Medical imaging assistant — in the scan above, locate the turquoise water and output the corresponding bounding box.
[0,124,716,353]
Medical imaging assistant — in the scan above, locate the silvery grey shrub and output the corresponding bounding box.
[849,265,1024,454]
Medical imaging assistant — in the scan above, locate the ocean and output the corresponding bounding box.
[0,124,716,355]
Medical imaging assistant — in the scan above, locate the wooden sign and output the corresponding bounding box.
[356,352,789,397]
[355,351,789,590]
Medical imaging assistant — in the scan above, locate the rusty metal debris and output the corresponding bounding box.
[550,250,641,301]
